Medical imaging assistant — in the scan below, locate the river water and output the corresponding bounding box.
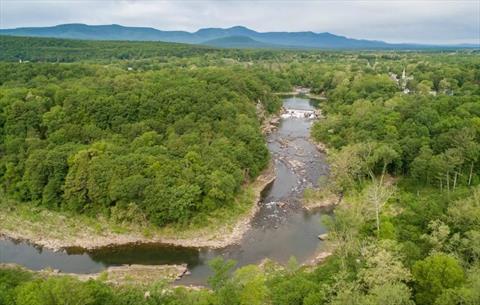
[0,96,329,284]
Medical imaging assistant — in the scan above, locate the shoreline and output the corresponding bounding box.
[301,100,340,212]
[0,162,276,252]
[0,95,335,286]
[303,192,342,212]
[0,106,282,252]
[0,263,189,285]
[0,95,333,254]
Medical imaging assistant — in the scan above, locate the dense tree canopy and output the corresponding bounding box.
[0,61,283,225]
[1,35,479,305]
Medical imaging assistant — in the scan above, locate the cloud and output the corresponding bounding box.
[1,0,479,44]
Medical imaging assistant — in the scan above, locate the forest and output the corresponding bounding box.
[0,35,479,305]
[0,61,286,225]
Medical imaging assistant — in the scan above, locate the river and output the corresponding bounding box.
[0,96,329,285]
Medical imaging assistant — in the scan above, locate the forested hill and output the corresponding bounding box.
[0,35,215,62]
[2,23,475,49]
[202,35,277,48]
[0,24,393,49]
[0,35,284,62]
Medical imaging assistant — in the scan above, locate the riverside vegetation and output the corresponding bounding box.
[0,35,479,305]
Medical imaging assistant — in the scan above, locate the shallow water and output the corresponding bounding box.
[0,96,329,285]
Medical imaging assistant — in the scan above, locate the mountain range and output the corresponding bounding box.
[1,24,477,49]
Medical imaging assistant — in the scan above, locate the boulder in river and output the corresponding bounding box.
[318,233,328,241]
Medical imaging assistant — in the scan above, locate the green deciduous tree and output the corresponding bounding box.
[413,254,465,305]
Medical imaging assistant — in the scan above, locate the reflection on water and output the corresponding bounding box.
[0,96,329,285]
[0,238,105,273]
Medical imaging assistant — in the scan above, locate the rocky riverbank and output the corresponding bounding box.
[0,99,282,255]
[0,161,275,252]
[0,101,283,253]
[1,95,333,286]
[303,250,333,266]
[0,263,188,285]
[303,191,342,211]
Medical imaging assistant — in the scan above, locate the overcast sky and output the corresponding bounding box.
[1,0,479,44]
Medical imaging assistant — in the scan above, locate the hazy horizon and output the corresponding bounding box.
[1,0,479,45]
